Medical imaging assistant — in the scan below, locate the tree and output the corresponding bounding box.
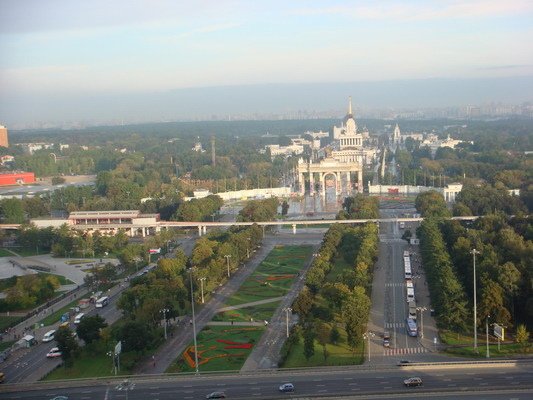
[330,325,340,345]
[76,315,107,345]
[415,190,451,218]
[515,324,530,352]
[401,229,412,243]
[55,326,79,366]
[114,320,154,352]
[303,327,315,361]
[316,322,332,361]
[0,198,25,223]
[342,286,371,354]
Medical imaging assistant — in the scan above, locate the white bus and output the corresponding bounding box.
[406,318,418,337]
[403,250,410,258]
[404,264,412,280]
[74,313,85,324]
[95,296,109,308]
[406,281,414,290]
[406,287,415,302]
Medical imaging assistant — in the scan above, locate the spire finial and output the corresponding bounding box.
[348,96,352,115]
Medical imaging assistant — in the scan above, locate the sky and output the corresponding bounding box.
[1,0,532,126]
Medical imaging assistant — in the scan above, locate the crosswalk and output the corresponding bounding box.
[385,282,405,288]
[383,347,428,356]
[384,322,405,328]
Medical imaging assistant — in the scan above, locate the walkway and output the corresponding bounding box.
[216,297,284,313]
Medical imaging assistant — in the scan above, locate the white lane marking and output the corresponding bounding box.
[448,384,457,387]
[351,388,361,391]
[349,383,359,386]
[344,377,354,380]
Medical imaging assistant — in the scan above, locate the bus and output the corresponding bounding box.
[403,250,410,258]
[404,264,412,280]
[406,318,418,337]
[406,287,415,302]
[95,296,109,308]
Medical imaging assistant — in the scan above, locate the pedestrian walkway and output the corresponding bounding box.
[385,282,405,288]
[206,321,264,327]
[383,347,427,356]
[216,297,284,312]
[385,322,405,329]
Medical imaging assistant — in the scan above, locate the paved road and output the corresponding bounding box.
[1,362,532,399]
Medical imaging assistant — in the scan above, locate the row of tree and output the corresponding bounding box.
[0,273,60,311]
[282,222,378,364]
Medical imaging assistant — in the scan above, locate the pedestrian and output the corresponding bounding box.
[152,355,156,367]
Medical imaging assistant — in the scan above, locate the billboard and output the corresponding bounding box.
[493,323,504,341]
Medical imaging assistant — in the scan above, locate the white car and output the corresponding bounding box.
[279,383,295,392]
[46,347,62,358]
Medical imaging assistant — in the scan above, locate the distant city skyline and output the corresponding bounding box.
[1,0,532,126]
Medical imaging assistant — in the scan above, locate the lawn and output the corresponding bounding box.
[223,245,313,307]
[43,350,134,380]
[166,325,265,373]
[213,301,281,323]
[0,340,15,352]
[5,247,42,257]
[38,272,75,286]
[0,248,14,257]
[282,326,364,368]
[445,342,529,358]
[39,299,80,326]
[325,254,352,283]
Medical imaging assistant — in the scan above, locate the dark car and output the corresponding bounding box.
[206,392,226,399]
[397,359,410,366]
[404,377,423,387]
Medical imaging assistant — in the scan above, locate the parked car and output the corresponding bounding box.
[46,347,62,358]
[205,392,226,399]
[404,377,423,387]
[279,383,295,392]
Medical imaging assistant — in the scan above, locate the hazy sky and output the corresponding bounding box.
[1,0,532,125]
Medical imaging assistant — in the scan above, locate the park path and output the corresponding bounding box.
[134,242,277,374]
[216,296,284,312]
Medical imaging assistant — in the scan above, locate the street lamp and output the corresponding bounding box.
[198,277,206,304]
[160,308,169,340]
[470,248,480,352]
[224,255,231,278]
[363,332,376,362]
[188,268,199,374]
[416,307,427,338]
[486,315,490,359]
[283,307,292,338]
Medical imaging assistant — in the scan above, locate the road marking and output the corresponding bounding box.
[479,383,488,386]
[384,386,393,389]
[351,388,361,391]
[344,377,354,380]
[443,379,451,381]
[217,383,226,386]
[447,384,457,387]
[349,383,359,386]
[82,391,92,394]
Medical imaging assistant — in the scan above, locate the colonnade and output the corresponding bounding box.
[298,169,363,196]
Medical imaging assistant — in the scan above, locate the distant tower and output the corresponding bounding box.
[0,125,8,148]
[211,135,216,166]
[393,123,401,145]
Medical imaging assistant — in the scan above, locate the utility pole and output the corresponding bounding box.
[188,268,199,374]
[199,277,206,304]
[224,255,231,278]
[470,249,480,352]
[160,308,169,340]
[486,316,490,358]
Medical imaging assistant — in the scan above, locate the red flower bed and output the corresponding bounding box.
[224,344,253,349]
[216,339,243,345]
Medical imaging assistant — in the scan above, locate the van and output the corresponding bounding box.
[74,313,85,324]
[95,296,109,308]
[42,330,56,342]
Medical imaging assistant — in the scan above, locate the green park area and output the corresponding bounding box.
[223,245,313,307]
[168,245,314,373]
[440,330,530,358]
[167,325,265,373]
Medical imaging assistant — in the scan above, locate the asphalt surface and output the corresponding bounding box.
[1,362,532,399]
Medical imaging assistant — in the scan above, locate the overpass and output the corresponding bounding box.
[0,216,479,236]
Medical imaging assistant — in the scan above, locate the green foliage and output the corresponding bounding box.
[174,195,223,221]
[338,195,379,219]
[455,184,527,215]
[2,274,60,311]
[0,198,25,223]
[515,324,530,351]
[418,219,468,331]
[55,326,80,366]
[76,315,108,345]
[238,197,279,222]
[415,190,451,218]
[303,326,315,361]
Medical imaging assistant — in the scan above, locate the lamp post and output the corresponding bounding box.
[188,268,199,374]
[416,307,427,338]
[160,308,169,340]
[363,332,376,362]
[199,277,206,304]
[224,255,231,278]
[283,307,292,338]
[486,315,490,359]
[470,249,480,352]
